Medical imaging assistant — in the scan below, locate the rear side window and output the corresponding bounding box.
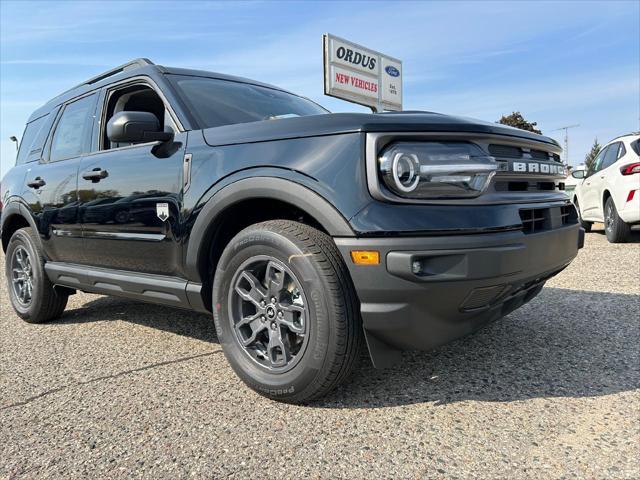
[601,142,620,170]
[49,94,97,162]
[16,114,48,165]
[616,143,626,159]
[590,146,608,174]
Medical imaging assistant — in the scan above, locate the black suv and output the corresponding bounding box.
[1,59,582,402]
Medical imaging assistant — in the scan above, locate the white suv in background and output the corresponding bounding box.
[572,133,640,243]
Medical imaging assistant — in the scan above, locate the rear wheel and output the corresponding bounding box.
[5,227,68,323]
[604,197,631,243]
[574,198,592,232]
[212,220,363,403]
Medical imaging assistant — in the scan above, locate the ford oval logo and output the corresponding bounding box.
[385,66,400,77]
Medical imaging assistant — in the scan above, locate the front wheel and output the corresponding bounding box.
[212,220,363,403]
[604,197,631,243]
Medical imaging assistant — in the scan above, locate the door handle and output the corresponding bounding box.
[27,177,46,189]
[599,175,605,179]
[82,168,109,182]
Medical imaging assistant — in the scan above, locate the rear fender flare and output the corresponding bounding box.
[1,200,42,252]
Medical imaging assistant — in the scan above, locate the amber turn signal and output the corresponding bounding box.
[350,250,380,265]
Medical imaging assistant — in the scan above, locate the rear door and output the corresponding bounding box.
[77,79,187,276]
[22,94,98,263]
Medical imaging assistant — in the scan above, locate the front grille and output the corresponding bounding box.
[489,144,522,158]
[519,205,578,234]
[460,284,509,311]
[560,204,578,225]
[519,208,547,234]
[495,181,556,192]
[488,144,562,163]
[530,149,549,160]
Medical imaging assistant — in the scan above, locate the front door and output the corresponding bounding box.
[582,144,619,221]
[77,82,186,276]
[581,146,609,220]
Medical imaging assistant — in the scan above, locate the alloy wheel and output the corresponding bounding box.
[11,246,34,306]
[228,256,309,372]
[605,203,614,232]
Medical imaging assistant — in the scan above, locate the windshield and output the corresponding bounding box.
[168,75,328,129]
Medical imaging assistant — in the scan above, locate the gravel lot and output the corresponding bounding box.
[1,227,639,479]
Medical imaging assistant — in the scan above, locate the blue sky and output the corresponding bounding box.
[1,0,638,177]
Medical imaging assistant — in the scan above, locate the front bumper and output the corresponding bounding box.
[335,223,583,367]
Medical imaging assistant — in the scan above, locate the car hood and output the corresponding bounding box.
[201,111,560,150]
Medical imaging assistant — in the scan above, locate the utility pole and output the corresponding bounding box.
[550,124,579,166]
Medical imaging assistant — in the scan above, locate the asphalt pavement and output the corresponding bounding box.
[1,227,639,479]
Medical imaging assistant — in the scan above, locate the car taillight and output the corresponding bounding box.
[620,162,640,175]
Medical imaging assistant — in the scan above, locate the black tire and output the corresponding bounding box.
[212,220,363,403]
[574,198,592,232]
[604,197,631,243]
[5,227,68,323]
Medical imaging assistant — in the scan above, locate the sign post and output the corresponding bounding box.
[323,33,402,112]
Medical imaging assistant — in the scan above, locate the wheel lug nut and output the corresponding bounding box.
[277,311,283,318]
[260,300,266,307]
[270,321,277,330]
[271,297,277,304]
[261,316,266,322]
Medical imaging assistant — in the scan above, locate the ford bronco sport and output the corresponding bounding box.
[1,59,583,402]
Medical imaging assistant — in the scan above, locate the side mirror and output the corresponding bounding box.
[571,170,585,179]
[106,111,173,144]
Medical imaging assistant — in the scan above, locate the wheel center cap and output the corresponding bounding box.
[266,305,276,319]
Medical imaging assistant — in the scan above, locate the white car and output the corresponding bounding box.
[564,164,586,197]
[571,133,640,242]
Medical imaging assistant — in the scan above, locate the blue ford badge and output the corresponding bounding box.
[385,66,400,77]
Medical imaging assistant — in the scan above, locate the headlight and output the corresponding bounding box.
[379,142,497,199]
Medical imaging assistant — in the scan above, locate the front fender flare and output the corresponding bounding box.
[184,176,354,282]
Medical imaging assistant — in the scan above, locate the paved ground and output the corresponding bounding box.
[1,227,639,479]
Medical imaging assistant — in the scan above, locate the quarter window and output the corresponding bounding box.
[16,114,48,165]
[600,143,620,170]
[49,94,97,162]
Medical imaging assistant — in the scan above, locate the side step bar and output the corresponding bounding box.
[44,262,208,313]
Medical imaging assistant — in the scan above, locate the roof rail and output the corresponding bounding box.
[84,58,155,85]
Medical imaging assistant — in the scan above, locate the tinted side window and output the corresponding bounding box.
[601,143,619,170]
[616,143,626,159]
[16,115,48,165]
[49,94,97,162]
[589,146,608,175]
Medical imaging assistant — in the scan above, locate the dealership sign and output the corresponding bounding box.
[323,34,402,112]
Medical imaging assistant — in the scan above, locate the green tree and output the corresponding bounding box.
[497,111,542,134]
[584,138,601,171]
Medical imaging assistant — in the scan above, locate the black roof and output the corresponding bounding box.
[28,58,292,122]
